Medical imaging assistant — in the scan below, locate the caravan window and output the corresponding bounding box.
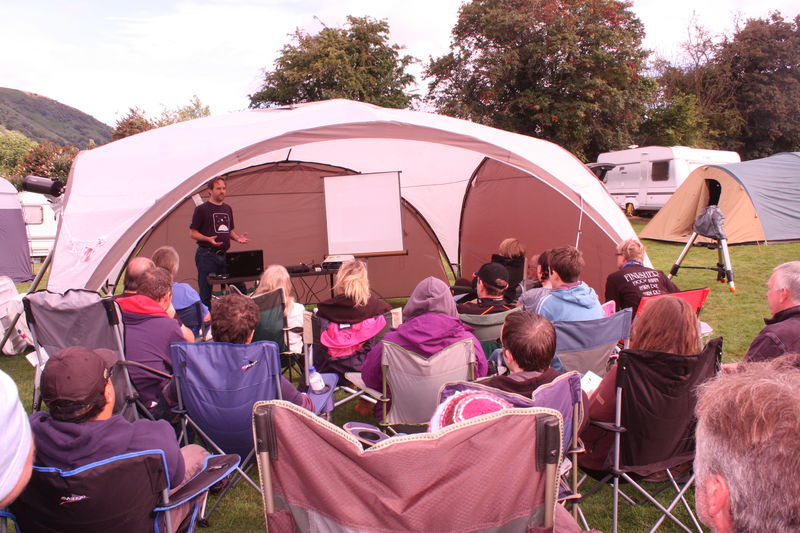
[22,205,44,225]
[651,161,669,181]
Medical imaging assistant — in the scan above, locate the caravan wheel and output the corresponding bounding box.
[625,203,636,217]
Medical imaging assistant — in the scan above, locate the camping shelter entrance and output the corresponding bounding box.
[136,161,447,299]
[46,99,639,296]
[0,177,33,283]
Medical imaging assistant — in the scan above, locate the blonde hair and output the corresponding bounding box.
[498,238,526,258]
[334,260,370,307]
[253,264,296,308]
[151,246,180,277]
[617,239,645,263]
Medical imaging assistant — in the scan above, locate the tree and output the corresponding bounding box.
[156,95,211,127]
[638,92,709,147]
[0,126,36,177]
[425,0,654,160]
[249,16,417,109]
[714,13,800,158]
[112,107,155,141]
[12,141,78,183]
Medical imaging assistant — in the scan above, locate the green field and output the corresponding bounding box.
[3,219,797,532]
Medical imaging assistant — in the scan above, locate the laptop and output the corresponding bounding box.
[225,250,264,278]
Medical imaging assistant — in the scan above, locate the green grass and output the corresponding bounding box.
[3,219,798,532]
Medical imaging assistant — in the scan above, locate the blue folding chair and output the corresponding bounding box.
[7,450,238,533]
[175,301,209,340]
[552,308,633,376]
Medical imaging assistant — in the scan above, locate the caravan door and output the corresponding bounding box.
[604,162,645,215]
[642,160,675,211]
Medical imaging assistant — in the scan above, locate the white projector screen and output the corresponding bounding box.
[323,171,404,255]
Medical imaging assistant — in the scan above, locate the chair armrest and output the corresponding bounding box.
[588,420,626,433]
[344,372,382,400]
[118,360,172,380]
[154,454,240,511]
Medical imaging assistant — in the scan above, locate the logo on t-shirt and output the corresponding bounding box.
[213,213,231,233]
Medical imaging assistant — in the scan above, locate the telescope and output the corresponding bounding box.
[21,175,65,197]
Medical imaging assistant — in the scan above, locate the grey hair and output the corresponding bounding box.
[773,261,800,303]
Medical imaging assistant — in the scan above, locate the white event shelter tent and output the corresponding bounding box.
[48,99,639,298]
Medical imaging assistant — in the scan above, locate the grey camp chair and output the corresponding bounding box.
[459,307,520,359]
[552,308,633,377]
[347,338,476,433]
[22,290,147,420]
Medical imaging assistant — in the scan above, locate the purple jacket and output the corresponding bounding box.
[30,412,185,485]
[744,305,800,362]
[362,313,487,392]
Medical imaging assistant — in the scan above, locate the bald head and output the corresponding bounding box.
[123,257,155,293]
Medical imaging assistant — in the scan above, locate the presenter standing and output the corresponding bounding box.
[190,177,249,307]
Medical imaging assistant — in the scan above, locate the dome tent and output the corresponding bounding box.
[641,152,800,244]
[47,99,639,297]
[0,177,32,283]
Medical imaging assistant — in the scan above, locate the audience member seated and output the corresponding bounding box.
[604,239,679,315]
[457,262,514,315]
[252,265,304,354]
[118,267,188,411]
[362,277,488,420]
[742,260,800,362]
[480,310,588,432]
[29,347,209,526]
[117,256,155,298]
[694,354,800,533]
[151,245,210,325]
[530,246,603,322]
[0,369,33,508]
[316,261,391,372]
[490,238,527,303]
[580,296,700,471]
[211,294,313,410]
[518,249,553,310]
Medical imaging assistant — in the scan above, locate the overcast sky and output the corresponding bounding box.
[2,0,798,126]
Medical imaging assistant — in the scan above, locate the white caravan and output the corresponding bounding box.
[19,191,57,260]
[597,146,740,215]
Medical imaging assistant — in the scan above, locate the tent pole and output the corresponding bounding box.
[0,248,54,353]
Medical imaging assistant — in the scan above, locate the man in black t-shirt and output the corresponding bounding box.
[604,239,678,315]
[190,177,249,307]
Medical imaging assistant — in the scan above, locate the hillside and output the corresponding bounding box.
[0,87,112,148]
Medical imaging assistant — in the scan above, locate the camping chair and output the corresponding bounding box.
[8,450,238,533]
[637,288,713,339]
[346,338,476,433]
[175,301,209,341]
[253,400,564,532]
[552,308,633,377]
[578,337,723,533]
[668,205,735,292]
[459,307,520,360]
[169,340,337,522]
[250,288,305,381]
[22,289,148,420]
[309,308,398,408]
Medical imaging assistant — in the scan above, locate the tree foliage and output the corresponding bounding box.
[0,126,36,177]
[425,0,653,160]
[249,16,417,109]
[112,107,155,141]
[639,92,709,147]
[156,95,211,127]
[654,13,800,159]
[12,140,78,183]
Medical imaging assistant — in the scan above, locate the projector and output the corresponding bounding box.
[322,254,355,270]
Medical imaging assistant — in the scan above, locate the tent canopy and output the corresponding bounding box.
[49,99,638,297]
[0,178,33,283]
[641,152,800,244]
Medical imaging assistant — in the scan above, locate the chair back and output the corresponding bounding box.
[10,451,169,533]
[250,289,286,351]
[22,290,135,418]
[170,341,282,458]
[310,311,393,375]
[616,336,722,474]
[458,307,519,342]
[253,400,562,532]
[175,301,205,339]
[382,339,475,425]
[553,308,632,376]
[636,287,710,318]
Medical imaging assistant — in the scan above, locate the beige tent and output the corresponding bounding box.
[640,152,800,244]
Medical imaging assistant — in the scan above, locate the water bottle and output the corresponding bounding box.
[308,366,325,393]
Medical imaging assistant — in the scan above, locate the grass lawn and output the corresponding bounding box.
[2,218,797,532]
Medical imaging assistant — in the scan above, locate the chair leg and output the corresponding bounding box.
[621,473,694,533]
